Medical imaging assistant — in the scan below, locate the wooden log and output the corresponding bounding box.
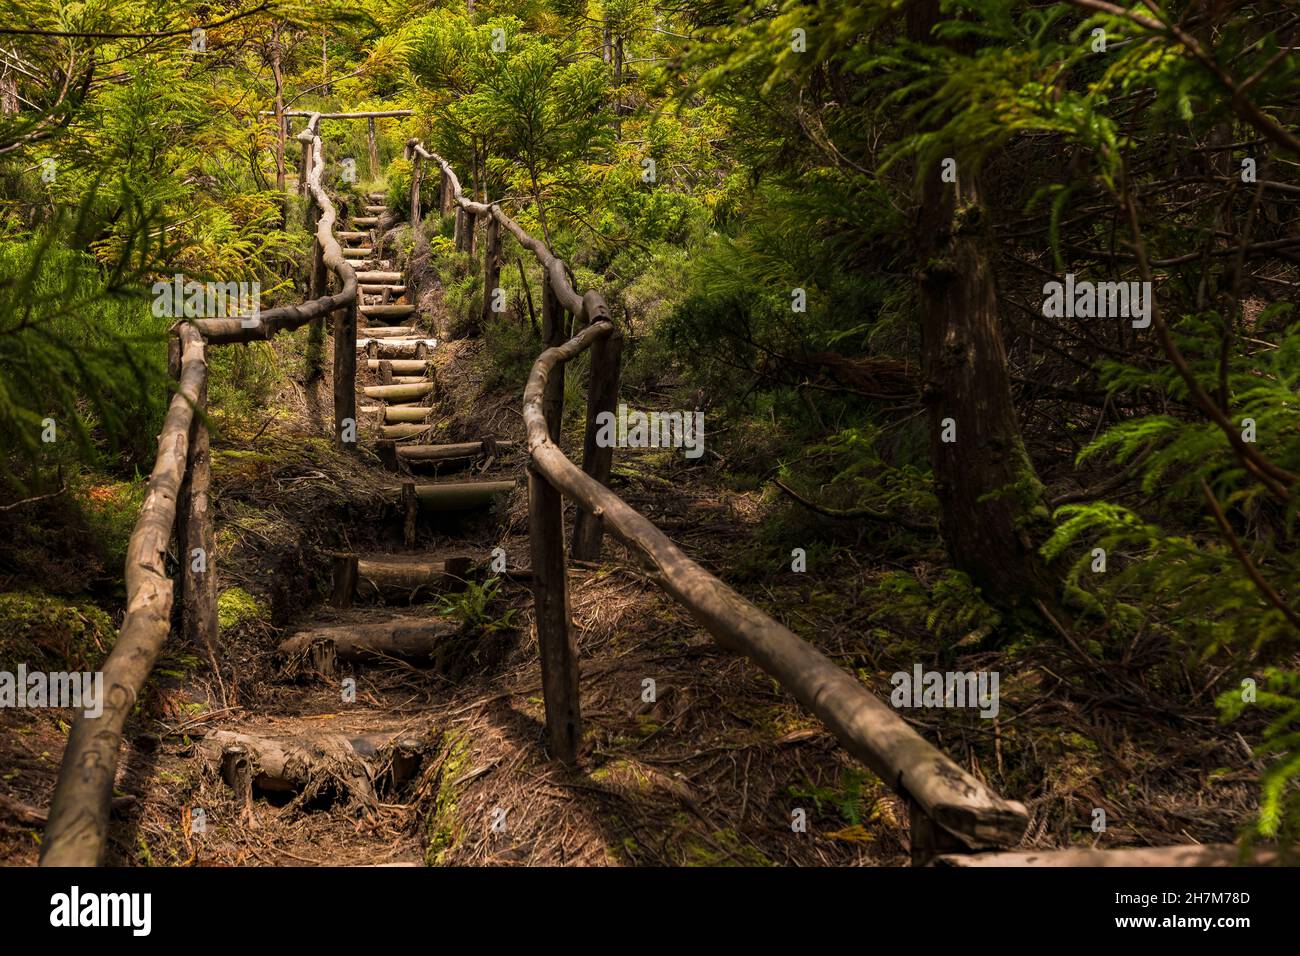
[410,147,422,228]
[357,326,418,338]
[386,405,431,424]
[331,554,358,608]
[367,359,427,375]
[378,360,394,385]
[338,230,370,241]
[397,440,512,463]
[520,319,1029,849]
[356,270,403,284]
[364,382,434,401]
[365,204,386,214]
[360,304,415,319]
[480,212,500,332]
[381,424,432,440]
[572,299,622,562]
[354,555,473,602]
[334,297,358,452]
[528,463,581,764]
[298,136,313,200]
[935,844,1292,867]
[440,168,454,216]
[364,339,431,360]
[413,480,515,511]
[392,375,427,385]
[180,372,218,655]
[273,109,415,119]
[360,284,406,296]
[41,324,207,867]
[540,267,567,442]
[454,206,467,250]
[277,618,461,666]
[306,230,328,383]
[342,247,373,259]
[353,216,379,227]
[376,439,398,472]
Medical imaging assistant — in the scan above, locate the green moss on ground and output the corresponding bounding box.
[425,733,473,865]
[216,586,269,633]
[0,591,114,672]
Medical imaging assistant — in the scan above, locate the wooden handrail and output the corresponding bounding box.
[414,141,1030,858]
[41,114,360,867]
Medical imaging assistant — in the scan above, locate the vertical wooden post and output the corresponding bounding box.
[540,266,567,442]
[440,169,454,217]
[528,462,580,764]
[479,213,500,332]
[572,322,623,561]
[410,155,422,229]
[306,221,327,382]
[367,116,379,178]
[298,136,313,199]
[465,209,477,256]
[182,373,218,655]
[453,206,466,250]
[331,554,358,608]
[334,296,357,452]
[168,332,184,637]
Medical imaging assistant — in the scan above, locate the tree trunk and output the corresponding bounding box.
[271,26,286,193]
[909,0,1057,606]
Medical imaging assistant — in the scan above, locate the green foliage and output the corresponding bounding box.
[0,231,169,488]
[865,570,1002,646]
[436,578,517,635]
[1219,669,1300,852]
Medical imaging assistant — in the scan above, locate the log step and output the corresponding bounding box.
[385,405,431,423]
[343,247,374,258]
[397,440,513,463]
[361,284,407,296]
[367,359,429,374]
[392,375,427,385]
[356,271,403,283]
[361,339,434,360]
[411,480,516,511]
[338,230,370,241]
[367,192,386,201]
[356,326,417,338]
[365,204,387,213]
[360,304,415,319]
[364,382,434,401]
[381,424,431,440]
[353,216,379,226]
[277,617,461,666]
[343,554,474,604]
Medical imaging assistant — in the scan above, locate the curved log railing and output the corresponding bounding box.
[414,142,1030,861]
[40,112,360,867]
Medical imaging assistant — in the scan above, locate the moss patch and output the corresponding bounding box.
[0,591,114,672]
[216,586,269,633]
[425,733,473,865]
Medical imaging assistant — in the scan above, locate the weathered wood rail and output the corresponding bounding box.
[416,141,1030,862]
[40,111,362,867]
